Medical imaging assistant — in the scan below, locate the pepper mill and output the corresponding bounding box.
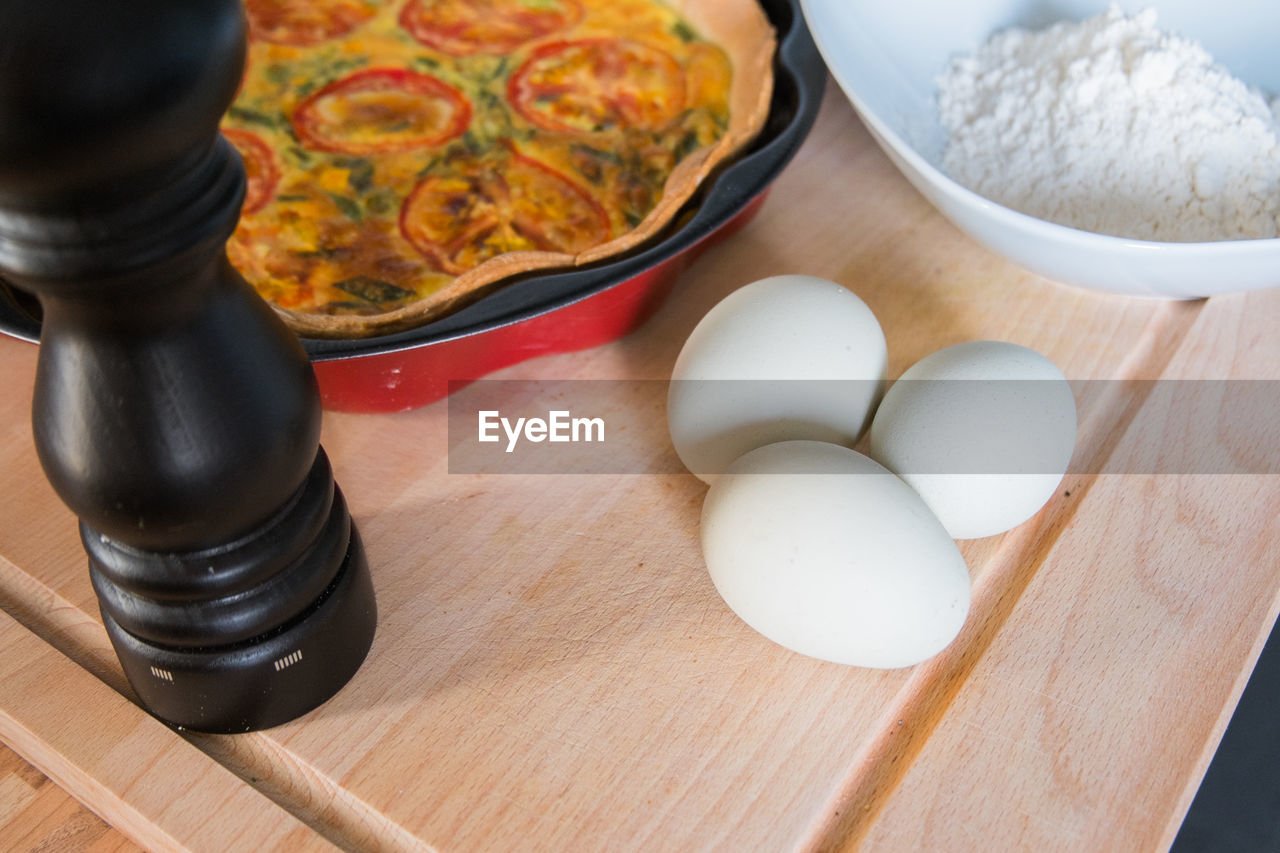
[0,0,376,732]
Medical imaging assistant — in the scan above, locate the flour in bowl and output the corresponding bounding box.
[937,4,1280,242]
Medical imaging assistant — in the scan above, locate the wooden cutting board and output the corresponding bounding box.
[2,80,1279,852]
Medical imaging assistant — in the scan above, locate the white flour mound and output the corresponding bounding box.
[937,4,1280,242]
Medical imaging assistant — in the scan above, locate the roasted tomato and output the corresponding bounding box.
[244,0,380,46]
[292,69,472,155]
[508,38,686,133]
[399,0,582,56]
[222,128,279,215]
[400,145,611,274]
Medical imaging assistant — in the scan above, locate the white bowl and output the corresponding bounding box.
[798,0,1280,298]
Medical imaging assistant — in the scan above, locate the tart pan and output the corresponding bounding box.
[0,0,825,413]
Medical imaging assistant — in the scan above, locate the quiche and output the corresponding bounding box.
[221,0,776,337]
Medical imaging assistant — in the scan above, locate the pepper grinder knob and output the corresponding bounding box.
[0,0,376,732]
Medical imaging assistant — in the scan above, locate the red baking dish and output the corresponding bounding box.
[0,0,824,413]
[310,193,766,412]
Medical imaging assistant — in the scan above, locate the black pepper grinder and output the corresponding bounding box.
[0,0,376,732]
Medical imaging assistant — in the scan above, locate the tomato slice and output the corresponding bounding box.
[292,69,472,155]
[508,38,686,133]
[400,146,611,274]
[244,0,379,46]
[222,128,279,215]
[399,0,582,57]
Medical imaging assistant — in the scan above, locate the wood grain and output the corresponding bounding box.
[863,288,1280,852]
[1,81,1276,851]
[0,611,333,852]
[0,742,142,853]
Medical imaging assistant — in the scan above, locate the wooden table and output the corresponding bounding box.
[3,80,1279,852]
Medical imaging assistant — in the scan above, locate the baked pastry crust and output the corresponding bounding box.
[224,0,775,337]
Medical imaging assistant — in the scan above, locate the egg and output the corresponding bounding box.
[868,340,1077,539]
[668,275,888,483]
[701,440,971,668]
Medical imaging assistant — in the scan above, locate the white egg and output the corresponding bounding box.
[668,275,888,483]
[868,341,1077,540]
[701,441,971,668]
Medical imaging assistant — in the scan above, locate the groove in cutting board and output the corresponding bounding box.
[803,298,1207,852]
[0,555,129,696]
[188,733,437,853]
[0,610,334,853]
[0,562,429,853]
